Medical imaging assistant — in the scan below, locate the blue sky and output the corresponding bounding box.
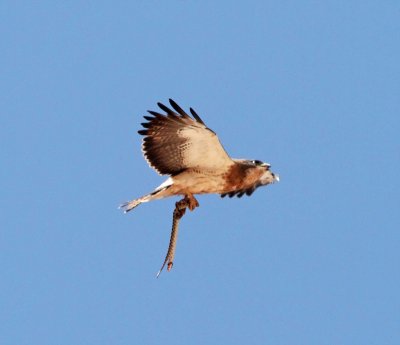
[1,1,399,344]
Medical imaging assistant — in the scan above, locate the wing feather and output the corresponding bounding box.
[139,99,233,175]
[220,188,256,198]
[169,99,192,120]
[189,107,206,126]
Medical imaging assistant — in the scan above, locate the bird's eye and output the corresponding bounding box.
[252,160,263,165]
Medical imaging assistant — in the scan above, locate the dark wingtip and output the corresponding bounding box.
[138,129,148,135]
[147,110,165,118]
[189,107,205,125]
[246,189,255,196]
[169,99,190,119]
[157,101,173,115]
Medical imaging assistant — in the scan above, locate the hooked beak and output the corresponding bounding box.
[272,173,280,182]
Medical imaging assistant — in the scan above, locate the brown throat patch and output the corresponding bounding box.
[223,163,253,192]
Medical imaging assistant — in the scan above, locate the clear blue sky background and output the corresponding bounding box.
[1,2,399,344]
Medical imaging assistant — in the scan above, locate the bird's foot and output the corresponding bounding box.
[175,199,188,218]
[184,194,199,211]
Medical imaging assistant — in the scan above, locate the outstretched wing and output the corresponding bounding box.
[138,99,233,175]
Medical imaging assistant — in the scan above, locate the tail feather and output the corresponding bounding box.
[119,178,173,213]
[119,199,144,213]
[119,194,153,213]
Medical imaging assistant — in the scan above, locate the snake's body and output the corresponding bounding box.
[156,198,192,277]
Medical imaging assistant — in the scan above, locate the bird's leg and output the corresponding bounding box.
[186,193,200,211]
[156,197,189,278]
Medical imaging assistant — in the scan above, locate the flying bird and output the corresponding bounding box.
[121,99,279,212]
[120,99,279,274]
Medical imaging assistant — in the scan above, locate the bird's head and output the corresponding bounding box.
[253,160,279,185]
[238,159,280,185]
[221,159,279,198]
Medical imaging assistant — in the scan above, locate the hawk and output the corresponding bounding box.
[120,99,279,212]
[120,99,279,275]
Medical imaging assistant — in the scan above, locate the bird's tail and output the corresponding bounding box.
[119,177,173,213]
[119,194,152,213]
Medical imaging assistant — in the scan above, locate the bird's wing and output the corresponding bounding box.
[138,99,233,175]
[220,187,257,198]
